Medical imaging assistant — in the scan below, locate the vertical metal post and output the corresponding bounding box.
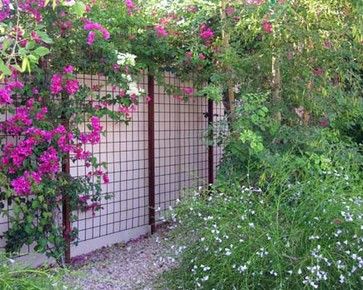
[148,74,156,234]
[62,157,71,265]
[208,99,214,185]
[61,93,71,265]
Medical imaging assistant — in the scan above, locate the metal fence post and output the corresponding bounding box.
[207,99,214,185]
[147,74,156,234]
[61,101,71,265]
[62,157,71,265]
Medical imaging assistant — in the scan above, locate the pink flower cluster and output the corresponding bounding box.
[200,24,214,44]
[83,20,110,46]
[1,1,47,30]
[124,0,137,14]
[80,116,102,145]
[0,0,11,22]
[118,104,137,118]
[225,6,236,16]
[11,171,42,197]
[0,107,32,135]
[183,87,194,95]
[18,0,46,22]
[0,79,24,106]
[262,19,273,34]
[155,25,168,38]
[0,99,106,195]
[38,147,60,174]
[50,66,79,95]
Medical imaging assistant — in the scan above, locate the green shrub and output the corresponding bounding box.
[163,131,363,289]
[0,254,65,290]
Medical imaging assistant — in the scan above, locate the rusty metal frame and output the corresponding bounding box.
[147,74,156,234]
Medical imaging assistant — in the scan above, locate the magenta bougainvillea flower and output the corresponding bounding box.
[0,79,24,106]
[103,174,110,184]
[0,0,11,22]
[10,138,37,168]
[87,31,96,45]
[262,19,273,33]
[79,116,102,145]
[10,171,42,196]
[83,20,110,45]
[65,79,79,95]
[124,0,136,13]
[63,65,74,74]
[199,53,206,60]
[183,87,194,95]
[35,107,48,120]
[155,25,168,38]
[0,88,12,105]
[11,175,32,196]
[38,147,60,174]
[200,24,214,44]
[0,107,32,135]
[50,74,63,94]
[50,68,80,95]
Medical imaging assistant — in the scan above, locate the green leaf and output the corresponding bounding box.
[0,59,11,76]
[21,57,29,72]
[33,46,50,58]
[1,38,11,51]
[69,1,86,17]
[36,31,54,44]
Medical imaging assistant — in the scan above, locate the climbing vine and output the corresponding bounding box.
[0,0,144,264]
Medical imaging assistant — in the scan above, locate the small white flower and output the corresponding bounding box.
[339,274,345,284]
[63,0,75,6]
[237,264,247,273]
[225,248,232,256]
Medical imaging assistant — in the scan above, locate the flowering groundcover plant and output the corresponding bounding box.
[163,128,363,289]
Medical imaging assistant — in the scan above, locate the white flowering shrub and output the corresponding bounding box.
[163,133,363,289]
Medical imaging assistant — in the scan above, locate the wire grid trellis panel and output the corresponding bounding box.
[154,73,210,221]
[70,73,150,257]
[0,73,224,260]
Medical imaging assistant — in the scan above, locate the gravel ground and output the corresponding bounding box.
[64,225,177,290]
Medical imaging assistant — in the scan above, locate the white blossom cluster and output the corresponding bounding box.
[116,51,137,67]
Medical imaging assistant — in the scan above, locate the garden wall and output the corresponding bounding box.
[0,72,224,263]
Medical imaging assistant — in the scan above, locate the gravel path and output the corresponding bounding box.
[64,226,177,290]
